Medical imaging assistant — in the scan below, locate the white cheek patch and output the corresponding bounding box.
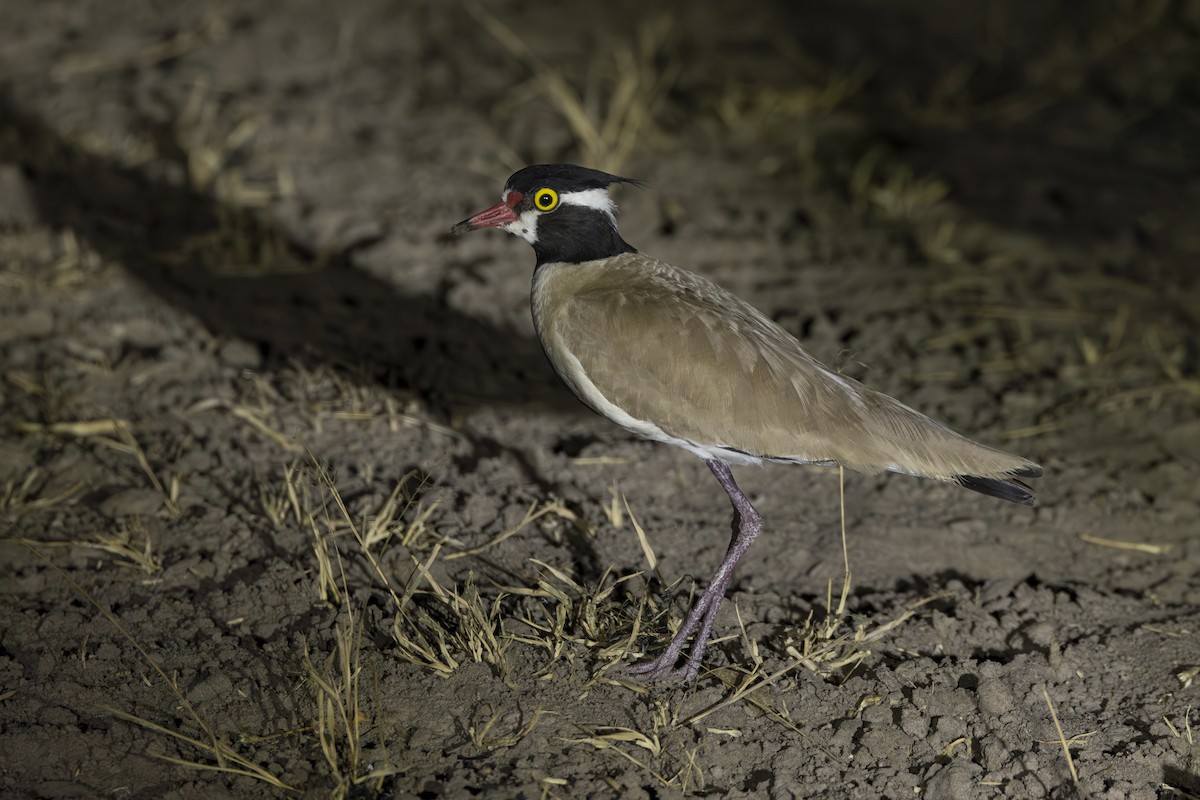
[502,208,540,244]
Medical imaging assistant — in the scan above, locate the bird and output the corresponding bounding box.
[451,164,1041,682]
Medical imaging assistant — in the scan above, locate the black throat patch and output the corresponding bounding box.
[531,204,637,266]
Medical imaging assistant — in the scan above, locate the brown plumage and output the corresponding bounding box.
[534,255,1039,496]
[454,164,1041,681]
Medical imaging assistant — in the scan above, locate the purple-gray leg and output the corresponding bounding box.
[628,459,763,682]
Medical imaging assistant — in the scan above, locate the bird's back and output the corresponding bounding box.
[533,252,1040,494]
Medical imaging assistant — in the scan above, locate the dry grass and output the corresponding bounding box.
[816,5,1200,449]
[503,561,662,681]
[279,456,933,794]
[897,0,1171,130]
[854,145,1200,443]
[173,79,290,207]
[1,466,86,517]
[689,1,1198,449]
[14,419,180,517]
[278,454,934,793]
[1162,706,1194,743]
[470,3,676,173]
[717,60,874,129]
[535,469,931,786]
[931,262,1200,427]
[714,47,873,188]
[297,459,516,678]
[51,9,228,81]
[849,147,950,223]
[270,361,464,444]
[15,518,161,574]
[31,17,301,286]
[562,723,676,788]
[466,705,550,751]
[1041,686,1092,796]
[7,352,946,798]
[4,420,172,574]
[180,206,319,279]
[251,452,504,691]
[395,564,511,674]
[1078,533,1169,555]
[446,498,585,561]
[0,229,106,290]
[265,457,442,550]
[18,463,417,795]
[680,589,943,732]
[26,545,295,792]
[301,561,402,798]
[558,696,710,793]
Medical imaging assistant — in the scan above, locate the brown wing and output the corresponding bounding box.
[542,254,1039,481]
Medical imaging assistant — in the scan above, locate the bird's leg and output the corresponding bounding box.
[629,459,763,682]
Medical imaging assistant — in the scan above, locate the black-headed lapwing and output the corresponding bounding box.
[452,164,1041,682]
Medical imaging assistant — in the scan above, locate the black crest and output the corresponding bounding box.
[505,164,642,195]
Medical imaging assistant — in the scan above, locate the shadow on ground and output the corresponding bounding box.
[0,90,576,418]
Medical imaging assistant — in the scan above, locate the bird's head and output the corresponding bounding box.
[452,164,641,265]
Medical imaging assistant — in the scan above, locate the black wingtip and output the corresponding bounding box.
[955,475,1038,506]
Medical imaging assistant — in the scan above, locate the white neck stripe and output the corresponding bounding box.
[560,188,617,216]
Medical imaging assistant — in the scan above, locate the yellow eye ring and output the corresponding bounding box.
[533,188,559,211]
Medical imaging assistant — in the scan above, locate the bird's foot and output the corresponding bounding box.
[628,584,724,684]
[627,651,701,683]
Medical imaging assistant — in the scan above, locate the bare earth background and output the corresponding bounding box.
[2,1,1199,797]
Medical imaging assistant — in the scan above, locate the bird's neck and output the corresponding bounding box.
[531,205,636,267]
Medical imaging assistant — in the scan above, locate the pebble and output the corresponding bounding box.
[899,706,928,738]
[1025,621,1056,647]
[926,688,977,717]
[219,339,262,369]
[933,715,967,745]
[860,702,892,725]
[980,735,1012,771]
[977,679,1016,715]
[858,726,911,763]
[924,762,982,800]
[98,488,165,517]
[38,704,79,727]
[119,318,170,351]
[190,672,235,704]
[829,717,861,749]
[0,308,54,345]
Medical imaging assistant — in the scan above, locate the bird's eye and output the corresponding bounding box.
[534,188,559,211]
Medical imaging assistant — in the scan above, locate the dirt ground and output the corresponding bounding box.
[2,1,1199,797]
